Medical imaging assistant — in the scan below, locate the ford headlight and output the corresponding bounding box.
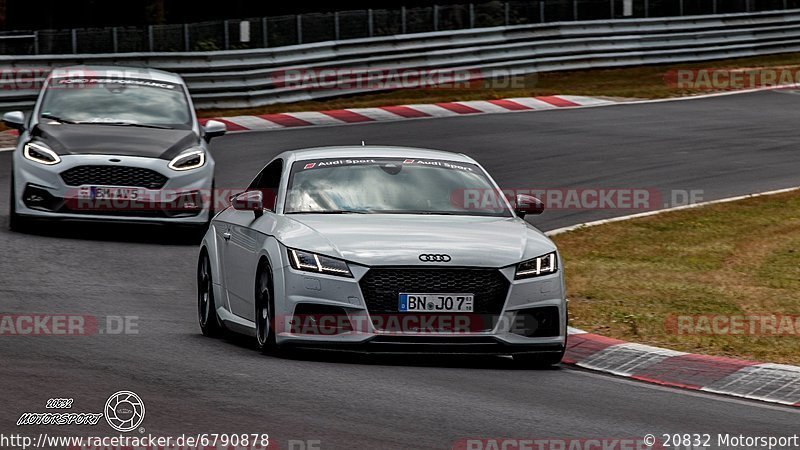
[515,252,558,279]
[288,248,352,278]
[168,148,205,171]
[23,141,61,165]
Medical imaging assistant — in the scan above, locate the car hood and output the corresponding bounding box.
[30,123,198,160]
[275,214,556,268]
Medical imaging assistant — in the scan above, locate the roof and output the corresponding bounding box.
[47,65,185,84]
[278,146,476,164]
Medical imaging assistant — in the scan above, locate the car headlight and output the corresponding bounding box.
[23,142,61,165]
[288,248,353,278]
[515,252,558,280]
[168,148,205,171]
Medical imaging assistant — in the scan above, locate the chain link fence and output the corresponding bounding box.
[2,0,800,55]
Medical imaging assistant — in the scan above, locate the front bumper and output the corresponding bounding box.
[272,256,568,354]
[12,151,214,225]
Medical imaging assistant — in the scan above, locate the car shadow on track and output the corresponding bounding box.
[215,332,562,371]
[7,219,205,246]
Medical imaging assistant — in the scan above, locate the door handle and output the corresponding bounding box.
[222,232,231,241]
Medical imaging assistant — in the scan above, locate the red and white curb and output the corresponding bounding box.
[199,95,615,132]
[564,328,800,407]
[0,95,610,151]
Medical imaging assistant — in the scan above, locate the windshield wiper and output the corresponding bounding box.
[40,113,78,124]
[74,121,173,129]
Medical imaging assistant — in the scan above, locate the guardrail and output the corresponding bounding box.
[2,9,800,110]
[3,0,798,55]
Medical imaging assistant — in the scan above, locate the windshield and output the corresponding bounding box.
[38,77,193,129]
[285,157,513,217]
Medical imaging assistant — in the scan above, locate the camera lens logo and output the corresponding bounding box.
[104,391,145,432]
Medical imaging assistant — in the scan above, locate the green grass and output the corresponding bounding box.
[552,190,800,365]
[197,52,800,118]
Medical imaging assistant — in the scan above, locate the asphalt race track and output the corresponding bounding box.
[1,90,799,449]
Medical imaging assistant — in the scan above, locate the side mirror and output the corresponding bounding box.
[515,194,544,218]
[3,111,25,131]
[203,120,226,142]
[232,191,264,218]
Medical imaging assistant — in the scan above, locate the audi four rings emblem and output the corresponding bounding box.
[419,254,452,262]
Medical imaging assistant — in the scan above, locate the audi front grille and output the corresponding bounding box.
[358,268,510,332]
[60,166,168,189]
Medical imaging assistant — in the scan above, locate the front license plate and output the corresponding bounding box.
[398,293,474,312]
[78,186,144,201]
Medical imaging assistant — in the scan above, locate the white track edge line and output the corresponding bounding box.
[546,186,800,237]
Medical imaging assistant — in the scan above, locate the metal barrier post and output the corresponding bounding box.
[33,31,39,55]
[574,0,579,20]
[434,5,439,31]
[610,0,615,18]
[401,6,407,34]
[369,9,374,36]
[71,29,77,54]
[679,0,684,15]
[712,0,717,13]
[183,24,190,51]
[469,3,475,28]
[224,20,230,50]
[296,15,303,44]
[334,12,340,40]
[262,17,268,47]
[541,1,546,22]
[148,25,154,52]
[504,2,510,25]
[112,27,118,53]
[645,0,649,17]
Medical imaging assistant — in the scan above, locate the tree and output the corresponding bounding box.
[146,0,166,25]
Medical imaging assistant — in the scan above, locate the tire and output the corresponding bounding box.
[198,250,223,337]
[255,258,279,354]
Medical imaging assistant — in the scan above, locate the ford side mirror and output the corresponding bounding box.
[232,191,264,218]
[203,120,227,142]
[515,194,544,218]
[2,111,25,131]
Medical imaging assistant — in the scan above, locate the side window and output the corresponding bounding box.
[248,159,283,211]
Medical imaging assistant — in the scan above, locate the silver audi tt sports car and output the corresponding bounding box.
[4,65,226,231]
[198,146,567,365]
